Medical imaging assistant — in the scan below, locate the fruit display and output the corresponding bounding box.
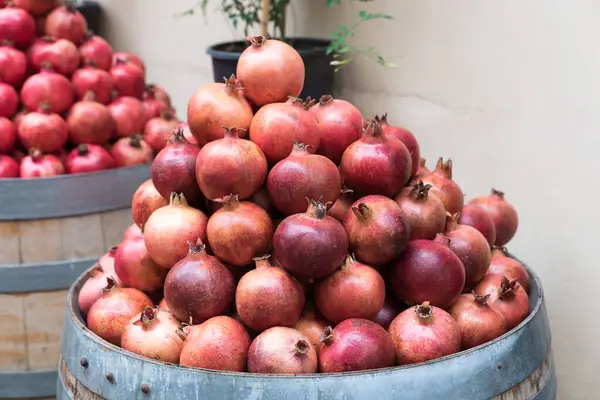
[81,35,530,374]
[0,2,177,179]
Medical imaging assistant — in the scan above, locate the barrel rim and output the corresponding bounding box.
[65,258,546,378]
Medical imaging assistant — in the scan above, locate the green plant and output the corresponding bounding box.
[178,0,393,70]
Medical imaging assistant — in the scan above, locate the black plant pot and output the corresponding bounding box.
[206,37,335,101]
[75,0,103,36]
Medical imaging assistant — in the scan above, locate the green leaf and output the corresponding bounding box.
[326,0,342,7]
[358,10,393,21]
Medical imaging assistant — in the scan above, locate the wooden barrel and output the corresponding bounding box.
[0,165,150,400]
[56,260,556,400]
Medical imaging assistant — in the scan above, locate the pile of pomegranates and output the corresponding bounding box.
[81,35,531,375]
[0,2,177,179]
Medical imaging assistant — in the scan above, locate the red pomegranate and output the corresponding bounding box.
[377,113,420,177]
[71,65,113,105]
[110,135,153,167]
[123,223,143,241]
[373,298,402,330]
[459,203,497,246]
[249,97,320,165]
[293,303,331,351]
[195,126,268,200]
[20,64,74,114]
[343,195,411,265]
[12,0,59,15]
[340,118,412,197]
[30,36,80,76]
[474,275,530,330]
[0,82,18,118]
[487,247,530,292]
[448,292,508,349]
[0,4,36,48]
[110,58,145,99]
[394,180,446,240]
[319,318,395,372]
[18,105,68,152]
[65,144,115,174]
[44,4,87,45]
[421,157,464,214]
[20,149,64,177]
[146,83,171,106]
[114,236,168,292]
[112,52,145,73]
[179,316,251,371]
[78,264,123,316]
[108,96,147,138]
[0,154,18,177]
[309,95,363,164]
[67,91,115,145]
[267,142,341,215]
[273,199,349,279]
[131,179,168,229]
[143,193,208,268]
[163,240,235,324]
[142,85,171,120]
[78,32,112,71]
[237,36,304,106]
[314,254,385,323]
[207,195,273,267]
[0,116,16,154]
[328,185,355,223]
[469,189,519,246]
[389,234,466,309]
[0,41,27,86]
[388,302,461,364]
[86,277,153,345]
[248,327,317,374]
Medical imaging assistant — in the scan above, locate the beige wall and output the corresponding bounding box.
[98,1,597,398]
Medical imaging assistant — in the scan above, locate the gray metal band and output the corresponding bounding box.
[0,369,57,398]
[0,164,150,221]
[0,257,96,293]
[533,359,557,400]
[59,264,554,400]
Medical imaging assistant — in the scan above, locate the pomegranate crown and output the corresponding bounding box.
[187,238,207,254]
[305,197,332,219]
[491,188,506,199]
[498,276,521,299]
[433,157,454,179]
[415,301,434,319]
[222,126,247,138]
[410,180,432,200]
[246,35,267,46]
[223,74,244,91]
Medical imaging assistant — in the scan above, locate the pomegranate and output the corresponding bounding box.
[142,85,170,120]
[67,91,115,145]
[123,223,143,241]
[267,142,341,215]
[110,134,153,167]
[314,254,385,323]
[78,32,112,71]
[12,0,59,15]
[0,4,36,47]
[394,180,446,240]
[98,245,119,272]
[20,64,74,114]
[273,199,349,279]
[249,97,320,165]
[178,121,196,144]
[131,179,168,229]
[10,148,24,163]
[328,185,355,223]
[65,144,115,174]
[237,36,304,107]
[163,240,235,323]
[235,254,304,331]
[0,154,18,177]
[248,327,317,374]
[51,147,67,165]
[121,306,184,363]
[469,189,519,246]
[143,193,208,268]
[487,247,530,292]
[421,157,464,214]
[293,303,330,351]
[448,292,507,349]
[146,83,171,106]
[377,113,420,177]
[340,118,412,197]
[150,128,203,205]
[18,105,68,152]
[249,187,277,216]
[30,36,80,76]
[389,234,466,308]
[474,275,530,330]
[179,316,251,371]
[459,203,497,246]
[86,277,153,345]
[114,237,168,292]
[373,298,402,330]
[78,264,123,316]
[44,4,87,45]
[71,65,113,105]
[196,126,267,200]
[207,195,273,267]
[20,149,64,178]
[112,52,145,73]
[0,41,27,86]
[0,116,16,154]
[388,301,461,365]
[308,95,363,164]
[319,319,395,372]
[0,82,18,118]
[108,95,146,138]
[110,58,145,99]
[343,195,411,265]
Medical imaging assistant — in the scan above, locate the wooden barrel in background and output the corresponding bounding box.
[56,262,556,400]
[0,165,149,400]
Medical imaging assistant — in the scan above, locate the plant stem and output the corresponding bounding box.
[261,0,270,37]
